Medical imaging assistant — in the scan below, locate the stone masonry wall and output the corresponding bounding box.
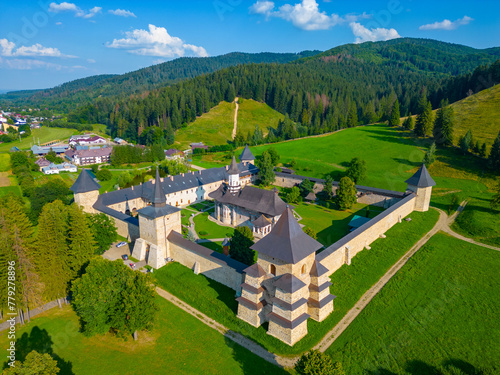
[169,241,244,292]
[317,194,417,276]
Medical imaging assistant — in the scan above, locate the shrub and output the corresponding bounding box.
[199,230,209,236]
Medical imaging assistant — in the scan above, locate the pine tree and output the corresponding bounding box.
[480,143,487,158]
[403,113,415,130]
[489,131,500,171]
[433,100,454,146]
[336,177,357,210]
[229,226,255,265]
[257,151,276,186]
[67,204,97,278]
[388,99,400,127]
[423,142,437,165]
[460,130,473,154]
[347,103,358,128]
[414,93,434,137]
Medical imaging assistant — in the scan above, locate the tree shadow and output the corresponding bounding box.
[405,359,440,374]
[5,326,74,374]
[223,336,288,375]
[206,278,239,315]
[366,369,399,375]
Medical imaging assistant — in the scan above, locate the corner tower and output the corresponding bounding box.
[132,168,181,269]
[70,169,101,214]
[405,164,436,212]
[227,155,241,194]
[239,145,255,165]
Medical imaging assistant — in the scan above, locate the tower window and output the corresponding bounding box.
[301,264,306,275]
[270,264,276,275]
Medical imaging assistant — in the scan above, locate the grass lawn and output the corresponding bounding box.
[451,84,500,153]
[325,233,500,374]
[181,209,196,226]
[0,185,22,197]
[0,127,76,152]
[0,153,10,172]
[0,297,286,375]
[237,98,282,138]
[154,209,439,356]
[198,240,224,254]
[174,101,235,149]
[294,202,385,247]
[193,212,234,239]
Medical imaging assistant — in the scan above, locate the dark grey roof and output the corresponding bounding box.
[251,207,323,264]
[152,168,166,208]
[405,164,436,188]
[209,185,289,217]
[92,196,139,227]
[239,145,255,161]
[273,273,306,293]
[252,214,271,228]
[137,204,180,219]
[243,263,267,278]
[227,155,240,175]
[70,169,101,193]
[168,231,246,273]
[309,260,328,277]
[268,311,309,329]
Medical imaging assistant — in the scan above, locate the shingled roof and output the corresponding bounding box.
[151,168,166,208]
[227,155,240,175]
[239,145,255,162]
[252,214,271,228]
[70,169,101,194]
[405,164,436,188]
[273,273,307,293]
[209,185,289,217]
[251,207,323,264]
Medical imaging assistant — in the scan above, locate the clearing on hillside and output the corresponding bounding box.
[451,83,500,151]
[174,99,281,149]
[0,126,76,153]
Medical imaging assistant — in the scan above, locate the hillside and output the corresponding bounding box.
[0,51,320,109]
[174,99,283,149]
[451,84,500,150]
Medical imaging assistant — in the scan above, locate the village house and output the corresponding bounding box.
[31,144,69,156]
[69,134,107,147]
[165,149,185,160]
[42,162,77,175]
[65,147,112,165]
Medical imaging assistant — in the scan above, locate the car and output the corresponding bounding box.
[121,254,129,261]
[116,241,127,248]
[129,263,135,270]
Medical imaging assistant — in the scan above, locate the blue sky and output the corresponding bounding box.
[1,0,499,91]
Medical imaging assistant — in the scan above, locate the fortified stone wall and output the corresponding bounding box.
[317,194,417,276]
[169,234,245,292]
[111,215,140,241]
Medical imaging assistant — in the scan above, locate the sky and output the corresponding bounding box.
[1,0,499,91]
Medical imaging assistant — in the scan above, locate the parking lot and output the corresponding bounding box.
[102,241,148,272]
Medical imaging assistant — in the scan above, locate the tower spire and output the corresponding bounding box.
[152,167,166,207]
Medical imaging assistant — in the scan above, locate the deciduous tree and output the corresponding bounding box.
[346,157,367,184]
[229,226,255,265]
[336,177,357,210]
[296,350,345,375]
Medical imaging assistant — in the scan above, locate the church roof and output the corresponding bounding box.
[273,273,307,293]
[309,260,329,277]
[405,164,436,188]
[239,145,255,161]
[243,263,267,278]
[227,155,240,175]
[137,204,180,219]
[151,168,166,208]
[252,214,271,228]
[251,207,323,264]
[209,185,289,217]
[70,169,101,194]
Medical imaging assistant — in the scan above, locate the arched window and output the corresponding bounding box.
[270,264,276,275]
[301,264,306,275]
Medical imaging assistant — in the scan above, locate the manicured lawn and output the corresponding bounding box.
[325,233,500,374]
[0,185,21,197]
[0,127,76,152]
[294,202,385,247]
[198,240,224,254]
[193,212,234,239]
[0,297,286,374]
[154,209,439,356]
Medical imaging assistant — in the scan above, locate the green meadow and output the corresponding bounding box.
[0,126,76,152]
[325,233,500,374]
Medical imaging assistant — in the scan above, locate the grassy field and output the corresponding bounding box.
[174,101,235,149]
[0,153,10,172]
[294,202,385,247]
[175,99,282,150]
[0,126,76,152]
[325,233,500,374]
[0,297,285,375]
[236,98,283,138]
[193,211,234,239]
[451,84,500,152]
[154,209,439,356]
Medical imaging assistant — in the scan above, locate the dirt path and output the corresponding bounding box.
[0,172,10,187]
[154,203,499,368]
[231,97,239,140]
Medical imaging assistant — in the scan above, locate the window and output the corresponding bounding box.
[301,264,306,275]
[270,264,276,275]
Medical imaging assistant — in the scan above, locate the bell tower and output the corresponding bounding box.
[405,164,436,212]
[70,169,101,214]
[227,155,241,194]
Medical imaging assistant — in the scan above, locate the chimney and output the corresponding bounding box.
[161,177,164,182]
[131,186,134,191]
[181,173,184,177]
[170,175,174,181]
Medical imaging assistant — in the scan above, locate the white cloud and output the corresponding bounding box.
[0,58,64,70]
[49,2,101,19]
[0,39,76,58]
[349,22,400,43]
[249,0,370,31]
[87,58,96,63]
[56,21,63,25]
[419,16,473,31]
[109,9,136,18]
[106,24,208,58]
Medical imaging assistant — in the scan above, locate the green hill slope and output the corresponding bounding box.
[174,99,283,149]
[451,84,500,150]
